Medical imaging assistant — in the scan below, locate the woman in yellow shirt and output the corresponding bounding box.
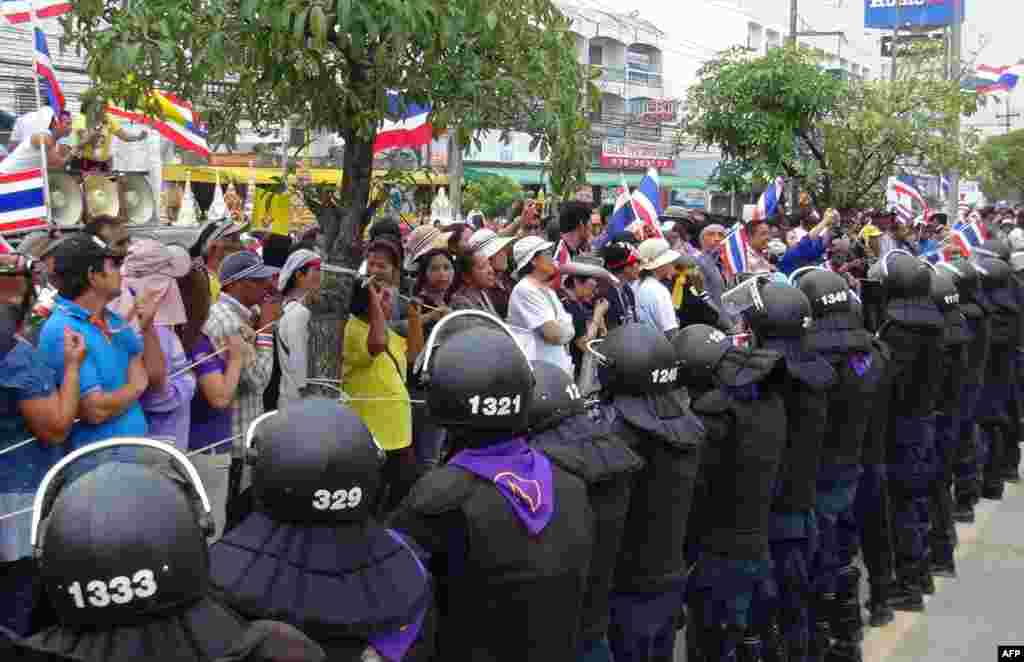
[343,238,423,511]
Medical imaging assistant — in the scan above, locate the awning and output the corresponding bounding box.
[463,166,549,186]
[463,165,706,189]
[162,164,447,186]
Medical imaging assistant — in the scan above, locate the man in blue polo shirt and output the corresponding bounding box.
[38,235,150,461]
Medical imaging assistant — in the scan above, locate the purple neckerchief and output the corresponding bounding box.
[367,530,428,662]
[449,438,555,536]
[849,352,872,377]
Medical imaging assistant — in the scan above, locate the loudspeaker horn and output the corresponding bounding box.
[84,175,120,219]
[47,172,83,227]
[119,174,156,225]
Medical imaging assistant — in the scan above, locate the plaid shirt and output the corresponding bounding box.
[202,293,274,443]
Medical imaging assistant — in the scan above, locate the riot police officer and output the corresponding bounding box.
[390,311,595,662]
[871,251,945,611]
[943,260,992,524]
[674,324,787,662]
[796,267,885,662]
[746,281,837,662]
[594,322,705,662]
[528,360,643,662]
[209,399,435,660]
[12,439,324,662]
[930,267,973,579]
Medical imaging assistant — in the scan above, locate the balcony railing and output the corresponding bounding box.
[593,65,664,89]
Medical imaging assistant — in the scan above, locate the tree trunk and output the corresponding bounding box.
[306,124,376,396]
[448,132,463,219]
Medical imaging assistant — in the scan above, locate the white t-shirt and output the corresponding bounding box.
[276,299,311,409]
[0,130,49,174]
[507,277,574,374]
[634,276,678,334]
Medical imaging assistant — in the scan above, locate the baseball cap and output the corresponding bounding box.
[220,251,279,287]
[51,234,120,274]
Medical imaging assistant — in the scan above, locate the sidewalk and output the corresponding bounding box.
[865,480,1024,662]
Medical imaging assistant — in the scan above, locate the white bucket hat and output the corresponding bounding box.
[636,238,681,272]
[512,235,554,277]
[467,229,515,261]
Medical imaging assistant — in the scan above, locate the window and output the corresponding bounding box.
[747,22,763,52]
[589,43,603,66]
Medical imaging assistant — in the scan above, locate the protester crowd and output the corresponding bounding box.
[0,193,1021,662]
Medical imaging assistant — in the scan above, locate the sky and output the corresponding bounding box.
[620,0,1024,135]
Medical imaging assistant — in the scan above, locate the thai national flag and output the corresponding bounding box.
[719,222,750,280]
[0,168,48,235]
[752,177,784,222]
[34,29,63,115]
[599,184,635,247]
[971,62,1024,96]
[951,218,988,257]
[889,176,929,216]
[108,90,210,158]
[2,0,71,24]
[373,92,432,154]
[629,168,664,240]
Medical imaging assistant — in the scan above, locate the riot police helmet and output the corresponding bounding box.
[745,282,813,340]
[32,439,214,629]
[528,360,585,431]
[879,251,931,299]
[246,399,385,524]
[414,310,534,441]
[592,322,680,396]
[671,324,730,386]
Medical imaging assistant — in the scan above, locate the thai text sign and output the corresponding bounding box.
[638,99,678,123]
[600,139,673,169]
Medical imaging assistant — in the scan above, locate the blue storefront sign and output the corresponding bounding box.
[864,0,964,30]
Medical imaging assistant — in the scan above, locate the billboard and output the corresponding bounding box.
[600,138,674,170]
[865,0,964,30]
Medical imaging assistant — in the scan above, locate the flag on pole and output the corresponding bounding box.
[373,92,433,154]
[2,0,70,23]
[961,61,1024,96]
[601,180,636,246]
[0,168,48,235]
[629,168,664,240]
[33,28,63,114]
[888,176,929,223]
[108,91,210,159]
[950,218,988,257]
[719,222,750,280]
[752,177,784,222]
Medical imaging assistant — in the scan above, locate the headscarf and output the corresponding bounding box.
[113,239,191,326]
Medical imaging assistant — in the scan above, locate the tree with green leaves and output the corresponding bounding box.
[682,44,982,210]
[462,174,523,219]
[978,129,1024,202]
[62,0,592,376]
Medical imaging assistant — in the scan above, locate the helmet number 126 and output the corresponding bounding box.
[67,569,158,608]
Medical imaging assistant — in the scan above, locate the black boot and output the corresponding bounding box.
[867,579,895,627]
[953,492,975,523]
[920,563,936,596]
[761,621,787,662]
[982,424,1005,500]
[831,566,864,644]
[738,631,763,662]
[808,620,832,662]
[888,570,925,613]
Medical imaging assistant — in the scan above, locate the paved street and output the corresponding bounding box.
[675,479,1024,661]
[866,479,1024,662]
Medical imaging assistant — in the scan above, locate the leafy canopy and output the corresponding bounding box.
[978,129,1024,202]
[462,174,523,218]
[683,44,981,209]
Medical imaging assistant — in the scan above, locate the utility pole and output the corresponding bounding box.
[996,99,1021,134]
[945,0,962,223]
[890,3,900,81]
[789,0,798,46]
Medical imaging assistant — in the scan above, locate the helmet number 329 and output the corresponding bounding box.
[468,394,523,416]
[67,569,158,608]
[313,487,363,511]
